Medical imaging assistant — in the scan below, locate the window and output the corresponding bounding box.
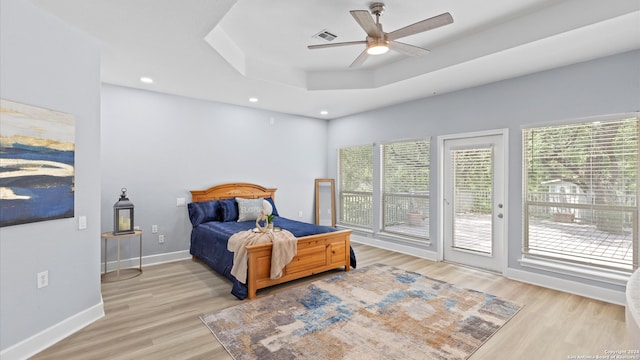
[523,117,639,273]
[337,139,431,243]
[381,139,430,239]
[452,146,493,253]
[338,145,373,228]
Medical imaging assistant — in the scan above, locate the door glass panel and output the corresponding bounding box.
[452,146,493,254]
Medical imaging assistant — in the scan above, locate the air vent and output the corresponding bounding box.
[313,29,337,42]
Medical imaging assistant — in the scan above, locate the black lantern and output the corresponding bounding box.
[113,188,134,235]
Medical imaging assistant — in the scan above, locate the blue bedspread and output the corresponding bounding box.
[190,217,356,299]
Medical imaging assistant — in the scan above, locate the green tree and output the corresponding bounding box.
[525,117,638,231]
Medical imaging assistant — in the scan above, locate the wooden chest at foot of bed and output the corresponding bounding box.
[245,229,351,299]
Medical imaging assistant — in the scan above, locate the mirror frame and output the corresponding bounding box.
[315,178,336,227]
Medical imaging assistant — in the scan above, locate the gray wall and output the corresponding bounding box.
[0,0,102,354]
[100,85,329,260]
[327,49,640,292]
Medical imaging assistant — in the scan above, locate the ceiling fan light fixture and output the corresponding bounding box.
[308,3,452,67]
[367,41,389,55]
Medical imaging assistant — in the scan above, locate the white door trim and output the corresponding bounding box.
[437,128,509,274]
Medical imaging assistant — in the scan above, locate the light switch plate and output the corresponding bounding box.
[78,216,87,230]
[37,271,48,288]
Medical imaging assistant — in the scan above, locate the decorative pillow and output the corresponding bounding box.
[187,200,220,227]
[264,197,279,216]
[262,199,273,216]
[219,198,239,222]
[236,198,265,222]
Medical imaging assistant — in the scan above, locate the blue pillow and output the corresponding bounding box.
[219,198,239,222]
[187,200,221,227]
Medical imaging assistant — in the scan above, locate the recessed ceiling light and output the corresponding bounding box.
[320,110,329,116]
[249,97,259,103]
[140,77,154,84]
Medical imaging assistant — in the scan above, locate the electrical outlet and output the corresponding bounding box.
[176,197,186,207]
[159,234,165,244]
[152,225,158,233]
[37,271,49,288]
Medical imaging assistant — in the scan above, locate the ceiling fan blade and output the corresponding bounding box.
[387,12,453,41]
[388,41,430,56]
[307,41,367,50]
[350,10,381,38]
[349,49,369,68]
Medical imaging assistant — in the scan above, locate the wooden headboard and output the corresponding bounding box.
[190,183,277,203]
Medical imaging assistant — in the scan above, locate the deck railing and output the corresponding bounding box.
[340,190,637,233]
[383,192,430,224]
[340,189,637,268]
[527,191,636,226]
[339,191,429,228]
[339,191,373,227]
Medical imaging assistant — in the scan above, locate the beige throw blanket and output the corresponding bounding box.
[228,229,298,284]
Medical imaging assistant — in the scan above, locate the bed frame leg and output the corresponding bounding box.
[247,256,257,299]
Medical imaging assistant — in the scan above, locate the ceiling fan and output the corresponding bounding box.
[308,2,453,68]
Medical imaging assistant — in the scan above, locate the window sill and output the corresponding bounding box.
[519,256,630,286]
[377,231,431,248]
[336,225,373,236]
[337,226,432,249]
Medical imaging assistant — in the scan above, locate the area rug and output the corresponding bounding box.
[200,264,522,360]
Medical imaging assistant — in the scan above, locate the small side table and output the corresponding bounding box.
[101,230,143,282]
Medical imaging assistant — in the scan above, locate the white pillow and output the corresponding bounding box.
[236,198,264,222]
[262,199,273,216]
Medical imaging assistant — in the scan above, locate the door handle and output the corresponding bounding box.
[497,213,503,219]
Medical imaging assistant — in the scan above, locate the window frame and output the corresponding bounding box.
[520,113,639,285]
[337,144,374,231]
[337,137,432,246]
[380,138,431,241]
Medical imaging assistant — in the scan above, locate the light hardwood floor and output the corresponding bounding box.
[32,243,631,360]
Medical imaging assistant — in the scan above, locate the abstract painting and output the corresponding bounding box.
[0,99,75,227]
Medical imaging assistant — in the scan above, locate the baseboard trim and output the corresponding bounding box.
[102,249,192,272]
[506,267,626,306]
[3,251,192,359]
[0,300,105,360]
[351,234,438,261]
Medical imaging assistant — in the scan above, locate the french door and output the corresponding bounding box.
[441,131,507,273]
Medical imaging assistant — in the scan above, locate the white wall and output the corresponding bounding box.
[327,50,640,297]
[100,85,329,261]
[0,0,102,357]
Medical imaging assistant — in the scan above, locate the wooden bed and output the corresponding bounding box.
[190,182,352,299]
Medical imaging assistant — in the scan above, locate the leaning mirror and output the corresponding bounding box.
[315,179,335,227]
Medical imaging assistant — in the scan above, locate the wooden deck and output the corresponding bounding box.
[386,214,634,269]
